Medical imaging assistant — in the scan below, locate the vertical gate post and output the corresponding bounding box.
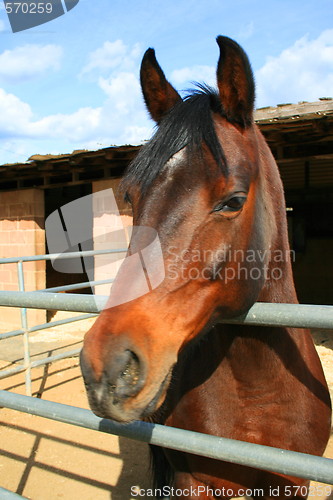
[17,260,32,396]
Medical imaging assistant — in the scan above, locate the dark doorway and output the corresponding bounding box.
[44,184,93,319]
[287,197,333,305]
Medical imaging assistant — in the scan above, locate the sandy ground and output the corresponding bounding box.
[0,317,332,499]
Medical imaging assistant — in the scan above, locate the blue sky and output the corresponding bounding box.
[0,0,333,164]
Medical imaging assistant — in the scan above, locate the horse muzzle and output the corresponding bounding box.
[80,342,172,422]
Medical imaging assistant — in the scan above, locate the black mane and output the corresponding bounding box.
[121,85,227,195]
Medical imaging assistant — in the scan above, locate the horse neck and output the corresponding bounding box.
[257,237,298,305]
[255,129,298,306]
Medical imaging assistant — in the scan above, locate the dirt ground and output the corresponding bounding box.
[0,317,332,499]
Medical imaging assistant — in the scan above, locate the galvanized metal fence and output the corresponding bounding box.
[0,250,125,395]
[0,252,333,497]
[0,390,332,486]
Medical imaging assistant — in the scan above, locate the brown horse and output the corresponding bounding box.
[80,36,331,499]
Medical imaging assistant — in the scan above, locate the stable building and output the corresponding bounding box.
[255,98,333,305]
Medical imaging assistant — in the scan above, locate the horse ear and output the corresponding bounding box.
[216,36,255,127]
[140,48,182,123]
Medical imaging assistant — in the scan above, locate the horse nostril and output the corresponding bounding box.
[120,350,140,384]
[80,343,146,410]
[114,349,144,398]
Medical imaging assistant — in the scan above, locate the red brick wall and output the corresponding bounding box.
[0,189,46,332]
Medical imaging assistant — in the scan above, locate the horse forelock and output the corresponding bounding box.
[120,85,228,197]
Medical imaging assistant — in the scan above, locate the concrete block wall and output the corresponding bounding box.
[92,180,132,298]
[0,189,46,332]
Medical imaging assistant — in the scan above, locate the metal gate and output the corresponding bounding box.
[0,252,332,498]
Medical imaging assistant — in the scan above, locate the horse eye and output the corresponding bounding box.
[213,196,246,213]
[225,196,246,211]
[124,192,132,205]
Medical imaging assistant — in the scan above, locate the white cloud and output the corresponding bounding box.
[171,65,216,90]
[29,107,103,142]
[0,88,33,136]
[237,21,255,41]
[3,30,333,165]
[80,40,141,77]
[0,40,152,163]
[255,30,333,107]
[0,139,36,164]
[0,44,63,83]
[0,89,101,144]
[97,71,152,145]
[0,81,150,146]
[99,72,142,112]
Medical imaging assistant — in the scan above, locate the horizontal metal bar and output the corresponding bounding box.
[0,291,332,329]
[38,278,114,293]
[0,351,81,381]
[219,302,333,329]
[0,248,127,265]
[0,314,96,341]
[0,364,26,380]
[28,313,97,333]
[0,390,332,485]
[0,487,27,499]
[0,291,104,313]
[30,349,81,369]
[0,328,25,341]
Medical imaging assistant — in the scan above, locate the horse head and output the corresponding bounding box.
[80,36,293,422]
